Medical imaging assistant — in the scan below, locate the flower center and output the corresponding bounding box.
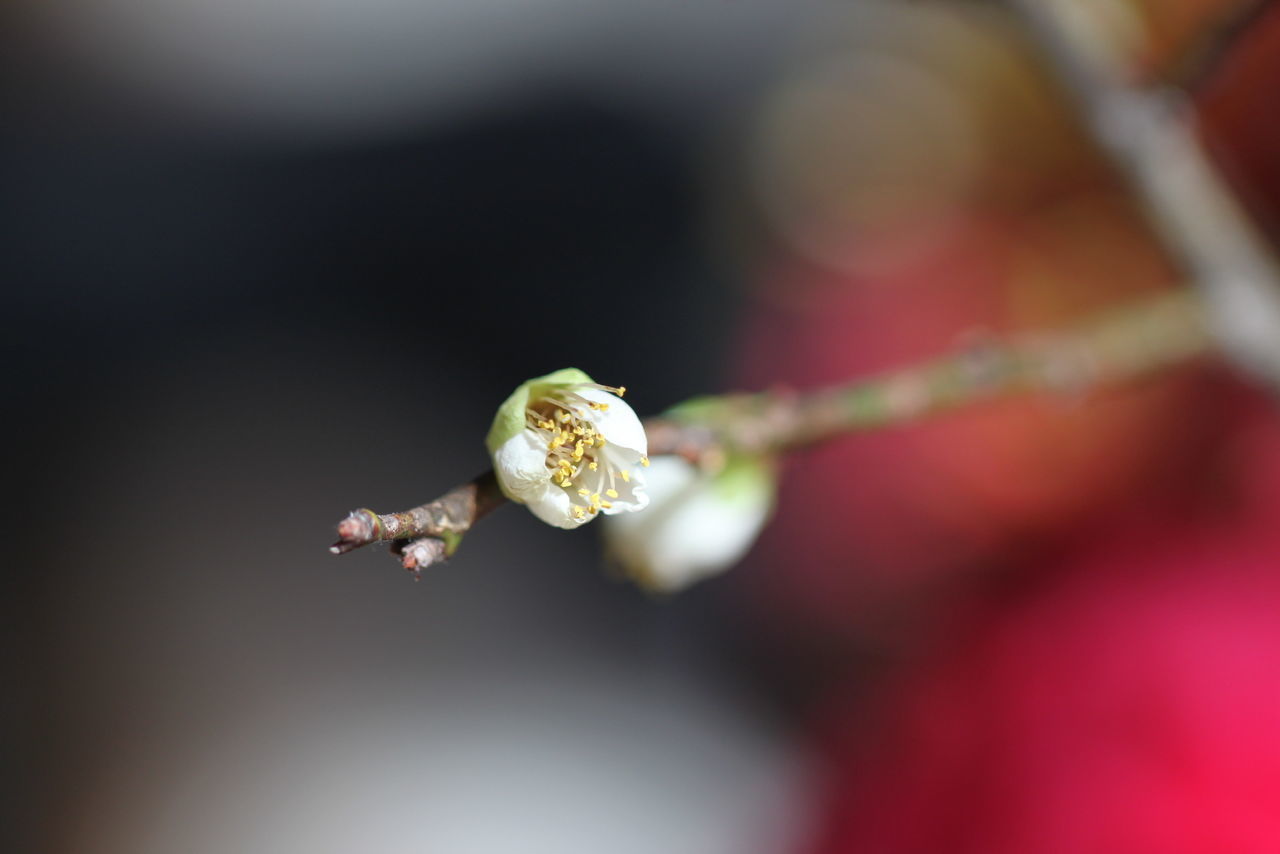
[523,384,646,521]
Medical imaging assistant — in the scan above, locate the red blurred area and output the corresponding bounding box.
[803,422,1280,852]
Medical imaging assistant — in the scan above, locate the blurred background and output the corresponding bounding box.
[8,1,1280,852]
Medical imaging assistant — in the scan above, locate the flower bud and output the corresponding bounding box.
[603,454,776,591]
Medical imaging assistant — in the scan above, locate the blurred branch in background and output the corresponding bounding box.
[331,290,1210,575]
[1008,0,1280,387]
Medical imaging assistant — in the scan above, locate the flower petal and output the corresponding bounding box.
[570,388,647,455]
[525,484,584,530]
[598,447,649,514]
[493,429,552,503]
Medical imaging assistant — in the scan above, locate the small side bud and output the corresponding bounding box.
[602,454,776,592]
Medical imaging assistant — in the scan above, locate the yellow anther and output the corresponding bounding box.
[617,386,626,397]
[620,470,630,482]
[640,456,650,467]
[601,501,613,509]
[578,488,590,496]
[605,488,618,499]
[588,461,598,471]
[559,411,571,423]
[595,437,606,447]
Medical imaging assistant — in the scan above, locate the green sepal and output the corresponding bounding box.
[711,453,778,509]
[485,368,595,453]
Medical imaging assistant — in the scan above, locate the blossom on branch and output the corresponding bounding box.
[603,454,776,591]
[486,368,650,529]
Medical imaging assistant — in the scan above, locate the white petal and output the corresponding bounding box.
[493,429,552,503]
[525,485,584,530]
[597,446,649,514]
[570,388,647,455]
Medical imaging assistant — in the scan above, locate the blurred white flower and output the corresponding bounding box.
[487,369,649,530]
[603,455,775,592]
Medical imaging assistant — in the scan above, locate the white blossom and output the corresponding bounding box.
[487,369,649,529]
[602,455,775,592]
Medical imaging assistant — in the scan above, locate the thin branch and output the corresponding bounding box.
[330,470,503,556]
[1007,0,1280,388]
[330,290,1211,575]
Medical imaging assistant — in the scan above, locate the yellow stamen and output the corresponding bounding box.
[606,488,618,499]
[640,456,650,467]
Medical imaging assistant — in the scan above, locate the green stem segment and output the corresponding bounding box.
[654,290,1209,458]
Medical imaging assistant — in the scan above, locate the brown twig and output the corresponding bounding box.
[330,290,1210,576]
[330,471,504,564]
